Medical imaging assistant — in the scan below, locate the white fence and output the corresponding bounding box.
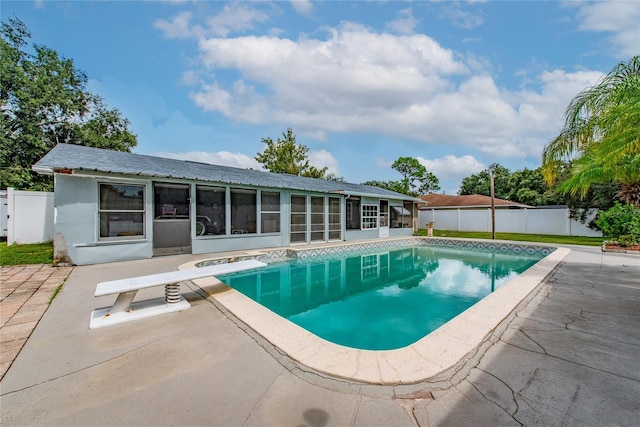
[419,207,601,237]
[1,188,55,245]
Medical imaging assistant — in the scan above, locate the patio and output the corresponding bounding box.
[1,245,638,426]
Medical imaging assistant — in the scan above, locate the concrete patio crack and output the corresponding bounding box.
[469,371,523,425]
[516,329,549,354]
[240,371,284,427]
[501,338,639,383]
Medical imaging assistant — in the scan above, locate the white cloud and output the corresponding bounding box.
[375,158,393,168]
[173,20,606,163]
[386,8,419,35]
[155,4,270,39]
[290,0,313,16]
[155,148,337,176]
[154,11,194,39]
[575,1,640,58]
[308,149,339,175]
[179,70,202,86]
[155,150,264,170]
[416,155,485,180]
[438,3,484,30]
[193,23,467,125]
[206,3,270,37]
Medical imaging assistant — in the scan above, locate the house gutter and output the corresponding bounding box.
[329,189,422,202]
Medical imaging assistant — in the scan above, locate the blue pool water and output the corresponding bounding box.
[216,246,544,350]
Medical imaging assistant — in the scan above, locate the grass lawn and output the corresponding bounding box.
[0,241,53,266]
[415,229,604,246]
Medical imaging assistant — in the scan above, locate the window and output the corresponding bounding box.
[390,205,411,228]
[403,202,413,228]
[362,204,378,229]
[346,197,361,230]
[328,197,341,240]
[99,183,145,240]
[261,191,280,233]
[361,254,379,281]
[310,196,324,242]
[196,186,226,235]
[290,194,307,243]
[231,188,257,234]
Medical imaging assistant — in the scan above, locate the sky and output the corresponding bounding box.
[3,1,639,194]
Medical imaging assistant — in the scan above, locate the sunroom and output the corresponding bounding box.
[34,144,420,265]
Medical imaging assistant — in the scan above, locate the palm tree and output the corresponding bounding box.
[542,56,640,206]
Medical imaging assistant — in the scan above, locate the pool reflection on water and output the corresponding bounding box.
[216,246,542,350]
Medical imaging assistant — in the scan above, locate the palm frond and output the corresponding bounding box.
[542,55,640,191]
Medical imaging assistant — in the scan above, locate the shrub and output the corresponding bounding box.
[594,202,640,246]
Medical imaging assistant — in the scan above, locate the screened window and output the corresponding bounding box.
[99,183,145,240]
[196,186,226,235]
[346,197,361,230]
[290,194,307,243]
[261,191,280,233]
[362,204,378,229]
[310,196,324,242]
[404,202,413,229]
[390,205,411,228]
[231,188,257,234]
[328,197,341,240]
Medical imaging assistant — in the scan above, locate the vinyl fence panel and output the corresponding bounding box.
[6,188,55,245]
[419,207,601,237]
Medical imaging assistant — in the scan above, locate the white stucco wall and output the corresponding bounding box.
[54,174,154,265]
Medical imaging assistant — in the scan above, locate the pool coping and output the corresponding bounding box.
[180,238,570,389]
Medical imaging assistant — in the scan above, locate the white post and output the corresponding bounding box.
[490,172,495,239]
[7,187,15,245]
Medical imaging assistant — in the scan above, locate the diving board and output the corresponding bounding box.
[89,259,266,329]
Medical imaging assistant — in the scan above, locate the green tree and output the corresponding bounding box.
[255,128,330,178]
[364,157,440,196]
[391,157,423,193]
[508,168,565,206]
[542,56,640,206]
[361,179,407,194]
[594,202,640,245]
[391,157,440,196]
[459,164,512,199]
[0,17,137,191]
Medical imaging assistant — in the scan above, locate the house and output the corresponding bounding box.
[418,193,539,233]
[33,144,420,265]
[419,194,530,210]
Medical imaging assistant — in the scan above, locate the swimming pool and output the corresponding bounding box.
[215,245,544,350]
[184,237,568,386]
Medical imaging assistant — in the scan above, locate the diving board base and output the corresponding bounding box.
[90,297,190,329]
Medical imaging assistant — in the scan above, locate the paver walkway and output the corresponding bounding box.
[0,264,73,380]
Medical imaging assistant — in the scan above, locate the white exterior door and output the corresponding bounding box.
[379,199,389,238]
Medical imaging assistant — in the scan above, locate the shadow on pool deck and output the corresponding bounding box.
[0,247,638,426]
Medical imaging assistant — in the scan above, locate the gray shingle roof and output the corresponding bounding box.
[34,144,418,201]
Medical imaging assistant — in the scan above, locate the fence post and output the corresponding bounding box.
[7,187,15,245]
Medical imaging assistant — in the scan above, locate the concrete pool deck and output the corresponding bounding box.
[1,243,639,426]
[180,245,570,388]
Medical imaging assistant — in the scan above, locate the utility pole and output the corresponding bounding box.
[490,171,496,239]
